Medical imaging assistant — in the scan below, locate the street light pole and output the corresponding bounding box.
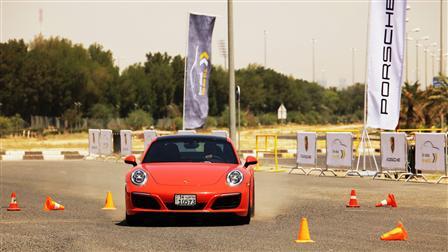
[228,0,236,143]
[416,41,420,82]
[424,47,428,88]
[440,0,445,76]
[264,30,267,67]
[415,36,429,84]
[351,48,356,84]
[312,38,316,83]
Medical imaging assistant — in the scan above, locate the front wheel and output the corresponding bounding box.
[236,206,251,225]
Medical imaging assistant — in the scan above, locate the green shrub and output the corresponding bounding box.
[126,109,153,130]
[156,118,175,130]
[90,103,115,122]
[173,117,183,130]
[0,116,12,133]
[258,113,277,126]
[107,118,128,130]
[205,116,218,128]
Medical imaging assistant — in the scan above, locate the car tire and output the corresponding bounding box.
[250,180,255,217]
[126,213,140,226]
[237,206,251,225]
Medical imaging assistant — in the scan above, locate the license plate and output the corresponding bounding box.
[174,194,196,206]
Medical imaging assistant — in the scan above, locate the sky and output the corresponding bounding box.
[1,0,447,87]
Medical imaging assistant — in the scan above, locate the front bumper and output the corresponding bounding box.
[125,188,249,216]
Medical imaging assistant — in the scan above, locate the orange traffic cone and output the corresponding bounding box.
[295,217,315,243]
[43,196,65,211]
[102,191,116,210]
[346,189,360,208]
[376,193,398,208]
[381,222,408,241]
[7,192,21,211]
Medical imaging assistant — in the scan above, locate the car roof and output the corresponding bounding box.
[155,134,228,142]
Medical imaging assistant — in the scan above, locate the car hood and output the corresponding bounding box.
[141,162,240,186]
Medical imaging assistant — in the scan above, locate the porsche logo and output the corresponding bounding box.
[183,179,190,184]
[198,51,209,96]
[389,136,395,153]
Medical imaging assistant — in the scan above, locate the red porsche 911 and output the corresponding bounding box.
[124,134,257,225]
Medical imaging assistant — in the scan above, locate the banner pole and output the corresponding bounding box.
[182,13,190,130]
[228,0,237,142]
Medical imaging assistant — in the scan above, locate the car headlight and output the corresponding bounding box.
[131,169,147,186]
[226,170,244,186]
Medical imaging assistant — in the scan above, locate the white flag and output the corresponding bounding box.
[367,0,407,130]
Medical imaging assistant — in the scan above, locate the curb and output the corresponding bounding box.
[1,151,86,161]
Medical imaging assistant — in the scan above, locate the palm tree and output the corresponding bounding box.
[400,82,425,128]
[421,86,448,128]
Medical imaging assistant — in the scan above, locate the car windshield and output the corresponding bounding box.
[143,137,239,164]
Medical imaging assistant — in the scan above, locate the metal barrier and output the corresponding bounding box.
[397,128,445,133]
[255,134,285,172]
[436,135,447,184]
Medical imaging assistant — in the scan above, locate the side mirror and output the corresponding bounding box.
[124,155,137,167]
[244,156,258,168]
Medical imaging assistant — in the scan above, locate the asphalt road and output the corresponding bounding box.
[1,161,447,251]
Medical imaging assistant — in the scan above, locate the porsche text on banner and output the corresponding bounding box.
[184,13,216,129]
[366,0,407,130]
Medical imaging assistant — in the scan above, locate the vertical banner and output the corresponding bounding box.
[380,132,407,170]
[415,133,446,172]
[326,133,353,168]
[366,0,407,130]
[143,130,157,151]
[120,130,132,156]
[88,129,100,155]
[99,129,113,156]
[184,13,216,129]
[296,132,317,165]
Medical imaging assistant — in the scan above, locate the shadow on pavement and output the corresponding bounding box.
[115,213,248,227]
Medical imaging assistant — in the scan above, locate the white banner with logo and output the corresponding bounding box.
[88,129,100,155]
[99,129,113,155]
[211,130,228,138]
[380,132,407,170]
[326,133,353,168]
[366,0,407,130]
[120,130,132,156]
[143,130,157,151]
[296,132,317,165]
[415,133,446,172]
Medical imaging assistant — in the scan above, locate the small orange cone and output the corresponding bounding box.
[381,222,408,241]
[43,196,65,211]
[376,193,398,208]
[346,189,360,208]
[7,192,21,211]
[295,217,315,243]
[102,191,116,210]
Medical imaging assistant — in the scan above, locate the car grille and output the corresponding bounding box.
[131,193,161,210]
[165,203,206,210]
[211,194,241,210]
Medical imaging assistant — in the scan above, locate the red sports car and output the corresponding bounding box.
[124,134,257,225]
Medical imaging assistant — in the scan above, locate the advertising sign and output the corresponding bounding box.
[99,129,113,156]
[415,133,446,172]
[88,129,100,155]
[326,133,353,168]
[120,130,132,156]
[211,130,228,138]
[366,0,407,130]
[184,13,216,129]
[143,130,157,151]
[381,132,407,170]
[296,132,317,165]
